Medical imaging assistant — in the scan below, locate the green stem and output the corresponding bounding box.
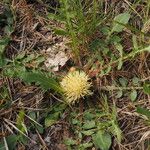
[100,86,143,91]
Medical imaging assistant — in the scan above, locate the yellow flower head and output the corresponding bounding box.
[60,70,92,104]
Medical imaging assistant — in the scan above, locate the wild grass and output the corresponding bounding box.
[48,0,105,65]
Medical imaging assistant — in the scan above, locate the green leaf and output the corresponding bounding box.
[6,135,18,150]
[53,103,67,111]
[23,54,35,63]
[0,142,5,150]
[0,37,10,53]
[119,77,128,87]
[82,130,94,136]
[47,13,65,22]
[143,83,150,95]
[116,90,123,98]
[136,107,150,119]
[64,138,76,146]
[45,112,60,127]
[72,118,79,125]
[28,112,36,120]
[143,45,150,52]
[84,111,95,120]
[132,35,138,50]
[110,35,122,43]
[130,90,137,102]
[54,29,68,35]
[35,125,44,134]
[16,51,26,60]
[101,26,110,35]
[20,72,62,93]
[35,56,45,64]
[111,13,130,33]
[16,110,26,133]
[0,37,10,68]
[47,13,57,20]
[114,43,124,70]
[104,66,112,74]
[80,142,93,149]
[89,39,102,51]
[132,77,140,86]
[4,25,14,35]
[111,121,122,142]
[92,131,112,150]
[0,55,7,67]
[82,120,96,130]
[117,59,123,70]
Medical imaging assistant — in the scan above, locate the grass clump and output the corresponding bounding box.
[48,0,103,64]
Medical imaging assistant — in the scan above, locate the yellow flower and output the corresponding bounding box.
[60,70,92,104]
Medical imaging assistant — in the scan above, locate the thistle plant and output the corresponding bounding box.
[60,70,92,104]
[48,0,102,64]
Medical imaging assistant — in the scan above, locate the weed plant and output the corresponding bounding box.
[48,0,104,64]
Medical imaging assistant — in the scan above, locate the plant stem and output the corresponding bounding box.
[100,86,143,91]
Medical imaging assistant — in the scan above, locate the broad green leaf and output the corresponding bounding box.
[119,77,128,87]
[20,72,62,93]
[45,112,60,127]
[132,77,140,86]
[4,25,14,35]
[84,111,95,120]
[0,142,5,150]
[6,135,18,150]
[45,103,66,126]
[16,51,26,60]
[101,26,110,35]
[143,83,150,95]
[0,55,7,67]
[72,118,79,125]
[111,13,130,33]
[82,130,94,136]
[115,43,124,70]
[79,142,93,149]
[35,56,45,64]
[54,29,68,35]
[143,45,150,52]
[3,65,26,77]
[23,54,35,63]
[64,138,76,146]
[35,125,44,134]
[110,35,122,43]
[53,103,67,111]
[136,107,150,119]
[0,37,10,53]
[82,120,96,129]
[28,112,36,120]
[89,39,102,51]
[47,13,57,20]
[92,131,112,150]
[78,132,82,139]
[130,90,137,102]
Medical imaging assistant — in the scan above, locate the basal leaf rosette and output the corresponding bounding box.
[60,70,92,104]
